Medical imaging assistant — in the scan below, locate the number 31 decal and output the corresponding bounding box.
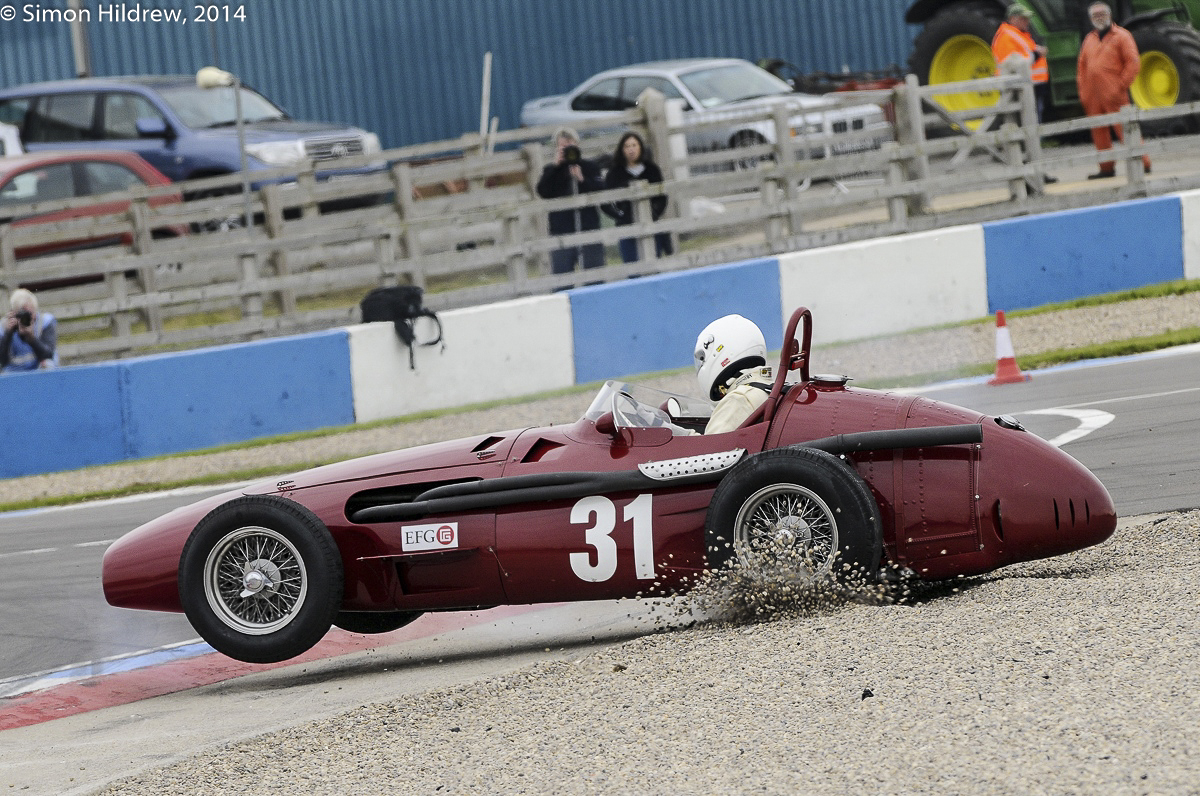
[569,494,654,582]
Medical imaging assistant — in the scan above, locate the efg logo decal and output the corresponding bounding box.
[401,522,459,552]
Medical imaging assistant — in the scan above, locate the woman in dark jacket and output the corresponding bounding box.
[603,131,673,263]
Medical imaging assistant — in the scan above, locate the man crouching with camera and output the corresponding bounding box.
[536,126,605,280]
[2,288,58,373]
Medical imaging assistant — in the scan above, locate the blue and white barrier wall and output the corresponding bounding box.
[5,190,1198,480]
[570,258,783,382]
[3,331,354,479]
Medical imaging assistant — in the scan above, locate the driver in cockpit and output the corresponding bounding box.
[693,314,774,435]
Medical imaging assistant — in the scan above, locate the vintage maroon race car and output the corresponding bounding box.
[102,307,1117,663]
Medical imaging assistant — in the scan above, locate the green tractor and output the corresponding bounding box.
[906,0,1200,133]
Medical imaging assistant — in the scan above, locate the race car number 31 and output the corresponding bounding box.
[570,494,655,583]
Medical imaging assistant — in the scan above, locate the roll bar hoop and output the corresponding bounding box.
[762,306,812,425]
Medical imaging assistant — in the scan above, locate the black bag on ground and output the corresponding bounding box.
[360,286,443,369]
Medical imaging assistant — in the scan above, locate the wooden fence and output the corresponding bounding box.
[3,68,1199,364]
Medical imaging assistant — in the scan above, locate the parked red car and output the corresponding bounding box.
[103,307,1117,664]
[0,150,185,289]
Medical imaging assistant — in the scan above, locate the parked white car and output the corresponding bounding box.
[0,122,22,157]
[519,58,891,165]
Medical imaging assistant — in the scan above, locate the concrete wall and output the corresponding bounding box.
[348,295,576,424]
[779,226,989,346]
[1179,189,1200,280]
[3,364,127,478]
[983,197,1183,312]
[6,191,1195,480]
[2,330,354,479]
[569,259,782,383]
[122,332,356,459]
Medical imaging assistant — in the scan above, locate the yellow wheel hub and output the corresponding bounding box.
[1131,51,1180,108]
[929,34,1001,127]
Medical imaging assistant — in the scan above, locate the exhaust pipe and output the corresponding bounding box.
[797,423,983,455]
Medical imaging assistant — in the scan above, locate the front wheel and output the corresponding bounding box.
[179,495,344,663]
[185,185,246,233]
[705,446,882,584]
[730,131,771,172]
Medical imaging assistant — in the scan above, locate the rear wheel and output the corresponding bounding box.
[705,447,882,584]
[1131,22,1200,135]
[908,4,1004,127]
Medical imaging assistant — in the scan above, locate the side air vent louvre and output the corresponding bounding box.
[472,436,505,453]
[522,439,565,463]
[345,478,480,523]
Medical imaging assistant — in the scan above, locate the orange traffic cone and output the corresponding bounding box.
[988,310,1030,385]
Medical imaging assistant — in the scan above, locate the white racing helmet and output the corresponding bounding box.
[693,314,767,401]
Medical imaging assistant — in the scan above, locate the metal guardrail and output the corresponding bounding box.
[2,70,1196,364]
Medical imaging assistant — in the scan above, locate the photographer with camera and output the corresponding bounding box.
[2,289,58,373]
[536,127,605,280]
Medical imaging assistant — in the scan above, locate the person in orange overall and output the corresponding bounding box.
[992,4,1049,121]
[1077,1,1152,178]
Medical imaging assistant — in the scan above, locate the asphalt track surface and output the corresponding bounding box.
[1,346,1199,793]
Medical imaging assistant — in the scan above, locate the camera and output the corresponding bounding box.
[562,144,582,164]
[15,310,31,327]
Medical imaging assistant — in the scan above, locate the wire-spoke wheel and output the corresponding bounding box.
[732,483,838,574]
[180,495,343,663]
[204,525,308,635]
[706,447,881,584]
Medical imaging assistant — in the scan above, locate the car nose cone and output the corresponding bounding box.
[981,423,1117,563]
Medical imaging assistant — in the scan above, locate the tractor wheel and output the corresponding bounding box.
[1130,21,1200,135]
[908,3,1004,125]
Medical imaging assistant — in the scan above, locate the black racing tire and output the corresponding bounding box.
[185,184,246,233]
[179,495,344,664]
[730,130,771,172]
[1130,21,1200,135]
[908,3,1007,128]
[705,447,882,584]
[334,610,424,635]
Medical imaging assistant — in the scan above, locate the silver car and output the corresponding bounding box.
[519,58,892,165]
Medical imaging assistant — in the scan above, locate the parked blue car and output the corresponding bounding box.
[0,75,384,201]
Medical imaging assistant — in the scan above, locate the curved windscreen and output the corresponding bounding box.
[677,62,793,109]
[583,381,712,427]
[157,85,288,128]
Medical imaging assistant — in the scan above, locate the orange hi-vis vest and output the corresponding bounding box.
[992,21,1048,83]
